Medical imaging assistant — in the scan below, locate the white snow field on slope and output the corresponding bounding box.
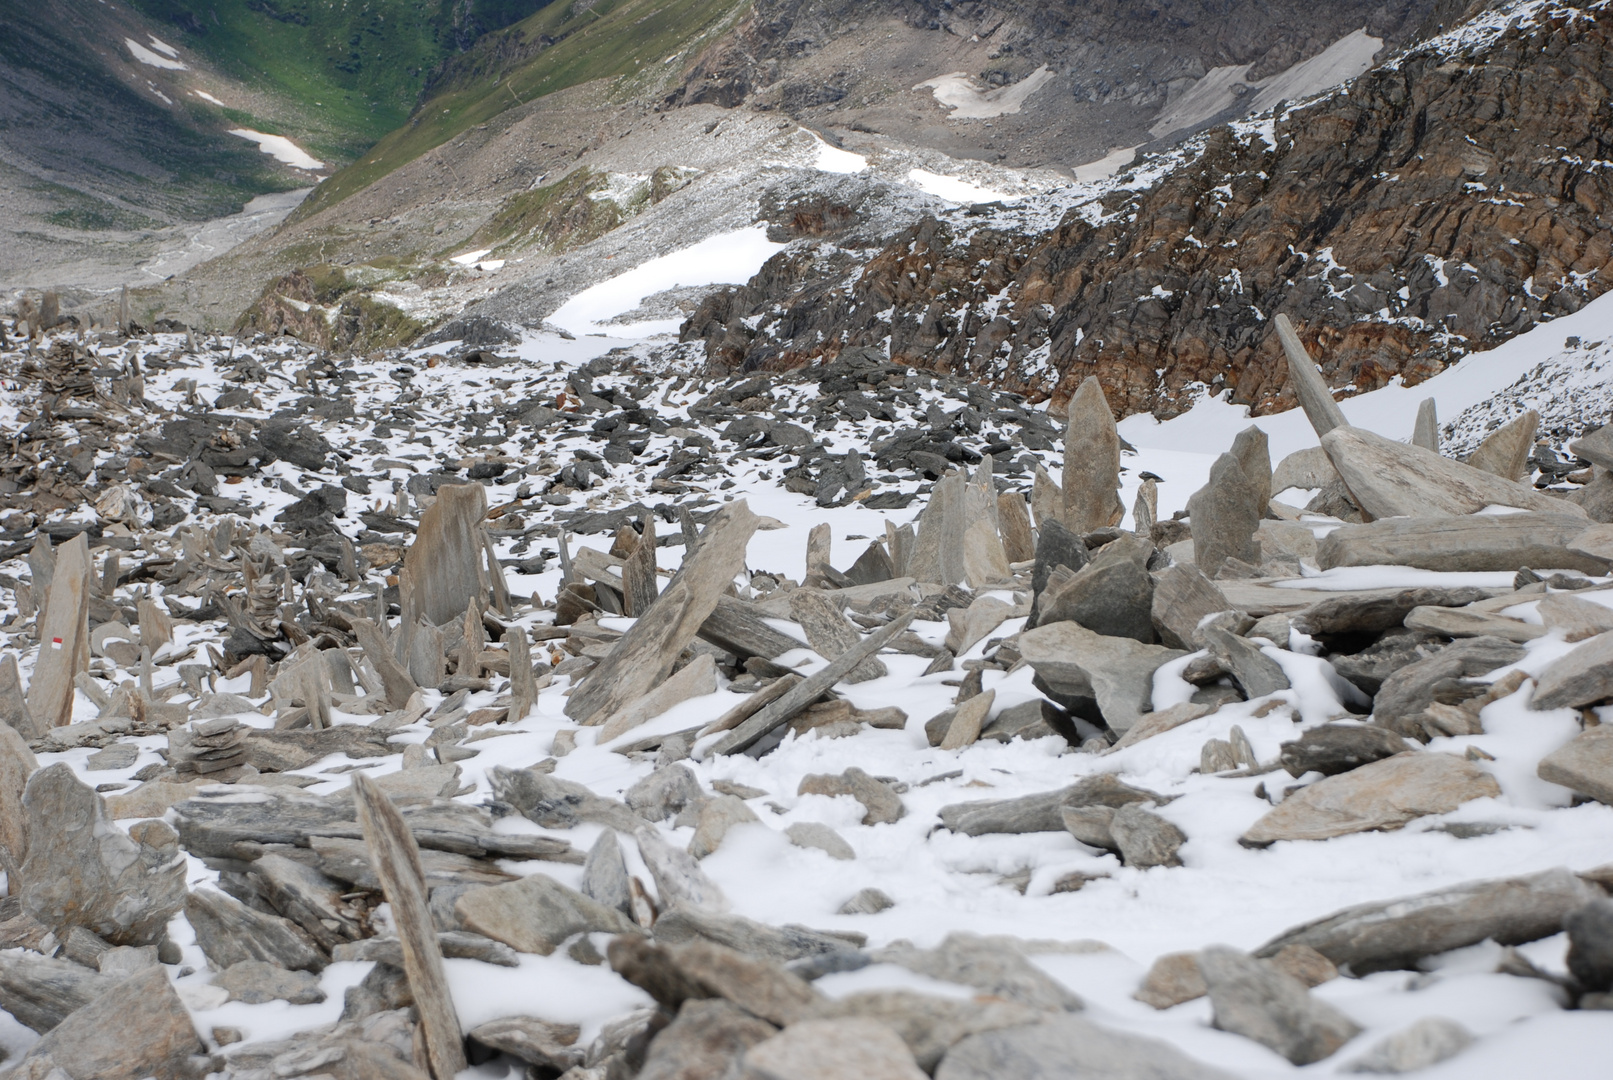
[125,36,187,70]
[917,65,1056,119]
[228,129,325,172]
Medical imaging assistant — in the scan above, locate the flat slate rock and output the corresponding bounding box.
[1316,512,1606,575]
[1537,725,1613,803]
[1198,945,1360,1066]
[935,1015,1236,1080]
[1018,621,1185,733]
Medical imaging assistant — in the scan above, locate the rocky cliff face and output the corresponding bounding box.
[685,1,1613,418]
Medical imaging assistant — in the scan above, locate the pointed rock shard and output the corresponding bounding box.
[581,830,632,916]
[1231,426,1272,515]
[1321,426,1580,519]
[0,653,39,740]
[941,688,995,751]
[407,619,445,690]
[804,522,832,587]
[1188,453,1262,577]
[459,600,487,678]
[1271,446,1339,496]
[962,459,1013,586]
[136,599,171,652]
[908,470,968,585]
[20,965,204,1080]
[597,653,718,742]
[352,771,467,1080]
[1413,398,1440,453]
[622,516,659,617]
[404,482,489,626]
[1537,725,1613,803]
[1273,313,1348,437]
[1571,424,1613,471]
[1150,563,1235,650]
[352,617,418,709]
[790,589,886,683]
[886,520,913,577]
[1031,463,1063,532]
[998,490,1036,563]
[455,872,639,954]
[1133,477,1158,537]
[1465,409,1538,482]
[1029,518,1088,624]
[483,527,512,616]
[19,764,186,946]
[27,533,91,729]
[1061,377,1125,533]
[0,721,37,865]
[508,628,536,723]
[1035,533,1155,642]
[846,539,895,585]
[566,501,758,724]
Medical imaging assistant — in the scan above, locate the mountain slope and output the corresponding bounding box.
[682,0,1613,418]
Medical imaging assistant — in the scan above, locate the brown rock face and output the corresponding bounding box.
[685,6,1613,418]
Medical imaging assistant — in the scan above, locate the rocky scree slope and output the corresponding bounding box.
[684,0,1613,418]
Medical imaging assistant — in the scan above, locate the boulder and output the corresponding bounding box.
[876,933,1082,1011]
[745,1018,927,1080]
[1018,620,1185,733]
[19,764,186,947]
[20,966,204,1080]
[804,989,1042,1072]
[1201,627,1289,698]
[1293,587,1490,637]
[637,999,777,1080]
[1241,752,1501,845]
[1371,637,1525,739]
[0,951,111,1033]
[454,872,640,955]
[1280,725,1414,777]
[1035,534,1155,641]
[215,960,326,1004]
[0,720,37,863]
[1341,1016,1473,1074]
[625,764,706,823]
[1537,725,1613,803]
[185,888,327,973]
[960,460,1013,587]
[907,470,968,586]
[402,483,489,627]
[1565,898,1613,993]
[935,1015,1235,1080]
[784,822,855,860]
[1271,446,1340,496]
[597,652,719,741]
[1150,563,1235,650]
[1317,512,1605,574]
[466,1017,584,1073]
[1197,945,1360,1065]
[1534,632,1613,711]
[790,589,886,683]
[798,768,904,825]
[1109,804,1185,868]
[651,907,851,964]
[1188,453,1262,577]
[1538,591,1613,642]
[1254,867,1600,973]
[688,795,761,858]
[940,773,1164,836]
[1464,409,1538,482]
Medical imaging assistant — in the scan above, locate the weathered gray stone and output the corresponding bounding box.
[579,833,633,921]
[1108,702,1214,752]
[249,852,364,951]
[597,653,718,741]
[636,822,729,911]
[0,951,110,1033]
[215,960,326,1004]
[940,688,994,751]
[1188,454,1262,577]
[19,764,186,947]
[0,653,36,740]
[689,795,761,858]
[489,765,641,831]
[1197,945,1361,1065]
[941,773,1163,836]
[700,595,806,661]
[1242,752,1500,845]
[1537,725,1613,803]
[945,595,1014,657]
[790,588,886,683]
[1061,804,1118,851]
[1018,620,1185,733]
[333,930,519,968]
[784,821,855,860]
[651,906,852,963]
[998,491,1036,563]
[1373,636,1525,739]
[798,768,904,825]
[805,989,1041,1072]
[638,999,777,1080]
[622,515,660,617]
[1272,445,1341,496]
[1232,426,1272,515]
[961,459,1013,587]
[1,720,37,864]
[1571,425,1613,470]
[1150,563,1235,650]
[908,470,968,585]
[1031,518,1089,597]
[1133,477,1159,536]
[1062,376,1125,533]
[936,1014,1235,1080]
[1274,314,1348,436]
[1255,867,1600,973]
[1465,409,1538,482]
[1035,533,1155,641]
[26,534,91,730]
[1566,898,1613,993]
[20,966,204,1080]
[1110,803,1186,868]
[839,887,896,915]
[1294,587,1490,637]
[1201,626,1290,698]
[1412,398,1440,453]
[1535,632,1613,711]
[568,501,759,724]
[744,1017,927,1080]
[1538,591,1613,642]
[1342,1016,1473,1074]
[876,933,1082,1011]
[403,483,489,626]
[186,888,326,972]
[1280,725,1414,778]
[1317,513,1604,574]
[1321,426,1583,519]
[467,1016,584,1073]
[1134,951,1207,1010]
[455,872,639,954]
[1403,604,1544,642]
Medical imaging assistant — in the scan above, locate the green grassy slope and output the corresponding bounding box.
[295,0,748,217]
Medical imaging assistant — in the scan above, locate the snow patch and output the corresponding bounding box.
[228,129,324,171]
[125,37,186,70]
[813,137,868,174]
[907,169,1014,205]
[1072,146,1139,182]
[917,65,1054,120]
[192,90,225,107]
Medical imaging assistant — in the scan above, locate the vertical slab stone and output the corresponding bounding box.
[483,528,513,617]
[1151,564,1235,650]
[0,653,40,740]
[352,617,418,709]
[1187,454,1262,577]
[804,523,833,587]
[1465,409,1538,483]
[1061,377,1124,533]
[565,501,758,724]
[27,533,91,729]
[622,516,659,617]
[789,589,885,683]
[459,601,488,680]
[1134,478,1159,537]
[886,521,914,578]
[998,492,1035,563]
[1031,464,1063,532]
[962,460,1012,587]
[907,470,967,585]
[28,534,55,604]
[1412,398,1440,453]
[403,483,489,627]
[136,599,172,652]
[508,628,536,723]
[0,721,37,865]
[352,772,466,1080]
[1231,426,1272,517]
[1273,314,1348,437]
[408,620,446,690]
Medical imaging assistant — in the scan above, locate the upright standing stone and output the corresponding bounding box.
[484,529,513,617]
[1231,426,1272,516]
[566,502,757,724]
[1273,314,1347,437]
[1412,398,1440,453]
[907,470,967,585]
[1061,377,1124,533]
[0,721,36,865]
[621,516,659,617]
[352,772,466,1080]
[352,617,418,709]
[0,654,39,739]
[1133,478,1158,537]
[27,533,91,729]
[885,521,913,577]
[508,628,536,723]
[404,483,489,626]
[136,599,172,652]
[1465,409,1538,483]
[1031,464,1063,532]
[997,492,1036,563]
[459,600,487,678]
[804,523,832,587]
[962,460,1012,587]
[1187,454,1262,577]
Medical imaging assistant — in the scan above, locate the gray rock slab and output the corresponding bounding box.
[0,720,37,864]
[1232,426,1273,514]
[1317,513,1605,574]
[637,999,777,1080]
[0,951,111,1033]
[961,460,1013,588]
[26,533,92,731]
[403,482,489,626]
[1242,752,1500,845]
[935,1014,1236,1080]
[939,773,1163,836]
[334,930,520,968]
[567,501,758,724]
[19,764,186,947]
[1538,591,1613,641]
[597,652,719,742]
[1537,725,1613,803]
[1571,425,1613,470]
[1201,627,1289,698]
[1150,563,1235,650]
[1534,632,1613,711]
[489,765,641,831]
[1274,314,1348,436]
[467,1016,583,1072]
[1272,445,1341,496]
[1190,452,1262,577]
[1035,534,1155,642]
[1018,620,1185,733]
[798,768,904,825]
[455,872,640,955]
[1321,426,1584,520]
[1465,409,1538,481]
[689,795,761,858]
[745,1017,927,1080]
[1412,398,1440,453]
[1373,636,1525,738]
[1280,725,1414,778]
[651,906,855,964]
[1254,867,1600,973]
[907,470,968,586]
[784,821,855,860]
[185,887,327,973]
[215,960,326,1004]
[1110,804,1185,868]
[790,588,886,682]
[1402,604,1545,642]
[875,932,1082,1012]
[1342,1016,1474,1074]
[581,829,633,915]
[1062,377,1125,534]
[1198,945,1361,1065]
[1565,898,1613,993]
[20,966,204,1080]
